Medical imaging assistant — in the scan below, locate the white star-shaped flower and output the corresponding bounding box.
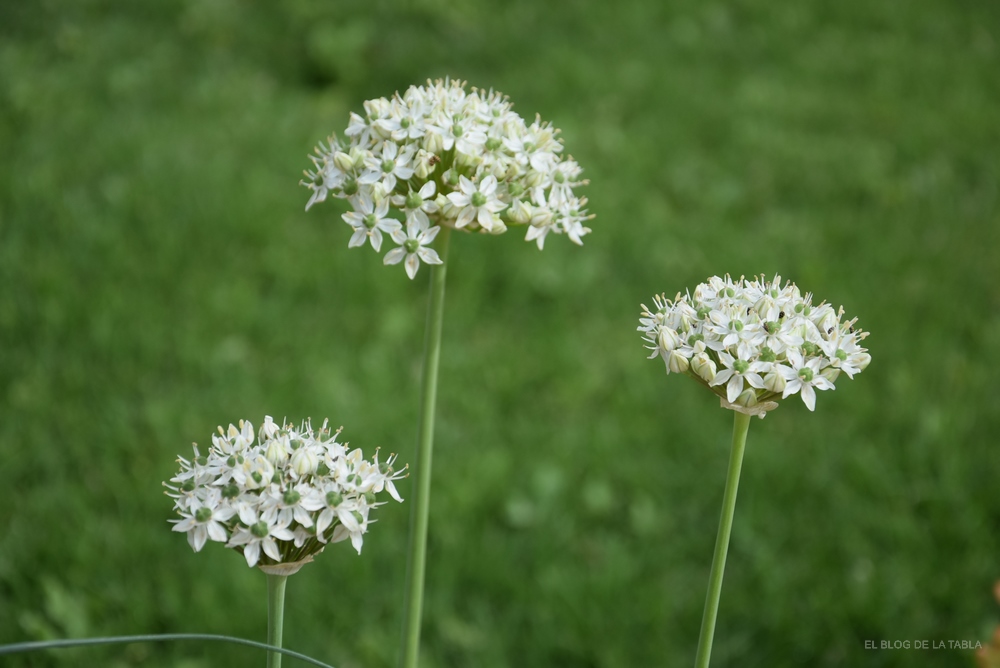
[447,175,505,231]
[383,221,443,280]
[341,197,402,252]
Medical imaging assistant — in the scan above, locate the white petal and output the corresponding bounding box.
[417,247,442,265]
[389,226,408,244]
[262,537,281,562]
[418,180,436,198]
[711,369,734,388]
[405,254,420,279]
[782,378,801,399]
[726,374,743,403]
[477,207,494,231]
[421,225,441,244]
[370,228,383,252]
[447,192,470,207]
[407,209,429,228]
[458,175,476,196]
[244,542,260,568]
[801,384,817,411]
[206,521,228,543]
[456,207,475,228]
[349,229,367,248]
[383,247,406,265]
[480,174,498,196]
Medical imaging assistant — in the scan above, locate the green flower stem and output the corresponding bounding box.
[694,410,752,668]
[399,225,452,668]
[267,573,288,668]
[0,634,333,667]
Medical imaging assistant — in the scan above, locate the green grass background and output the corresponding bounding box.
[2,1,999,666]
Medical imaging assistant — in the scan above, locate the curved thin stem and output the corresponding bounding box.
[0,633,333,667]
[268,573,289,668]
[399,225,452,668]
[694,410,752,668]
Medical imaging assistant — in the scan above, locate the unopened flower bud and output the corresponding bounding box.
[667,350,689,374]
[333,151,354,173]
[413,151,437,180]
[265,439,289,467]
[735,389,758,408]
[423,131,444,155]
[509,200,532,224]
[658,327,681,352]
[290,447,318,476]
[763,372,785,394]
[691,353,717,383]
[530,207,553,227]
[820,366,840,383]
[854,352,872,372]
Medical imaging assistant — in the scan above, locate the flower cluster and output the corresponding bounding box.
[638,275,870,414]
[302,78,592,279]
[165,417,406,569]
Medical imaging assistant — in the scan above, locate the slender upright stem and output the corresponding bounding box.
[266,573,288,668]
[694,411,752,668]
[399,226,452,668]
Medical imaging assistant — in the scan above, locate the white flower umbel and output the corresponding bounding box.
[639,274,870,415]
[165,417,407,570]
[638,273,871,668]
[302,78,594,279]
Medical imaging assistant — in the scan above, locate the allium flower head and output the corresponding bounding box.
[302,78,593,279]
[638,275,870,415]
[165,417,407,570]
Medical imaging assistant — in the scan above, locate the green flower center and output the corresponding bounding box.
[283,490,301,505]
[507,182,524,197]
[452,123,464,137]
[363,214,378,229]
[326,491,343,507]
[836,349,848,361]
[759,347,776,363]
[471,192,488,207]
[798,367,814,382]
[404,239,420,253]
[343,179,359,196]
[485,137,502,151]
[405,192,423,209]
[554,171,565,184]
[194,507,213,523]
[733,360,749,374]
[400,118,411,128]
[250,521,269,538]
[381,159,395,173]
[222,484,240,499]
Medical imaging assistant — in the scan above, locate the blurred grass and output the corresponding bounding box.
[1,0,999,666]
